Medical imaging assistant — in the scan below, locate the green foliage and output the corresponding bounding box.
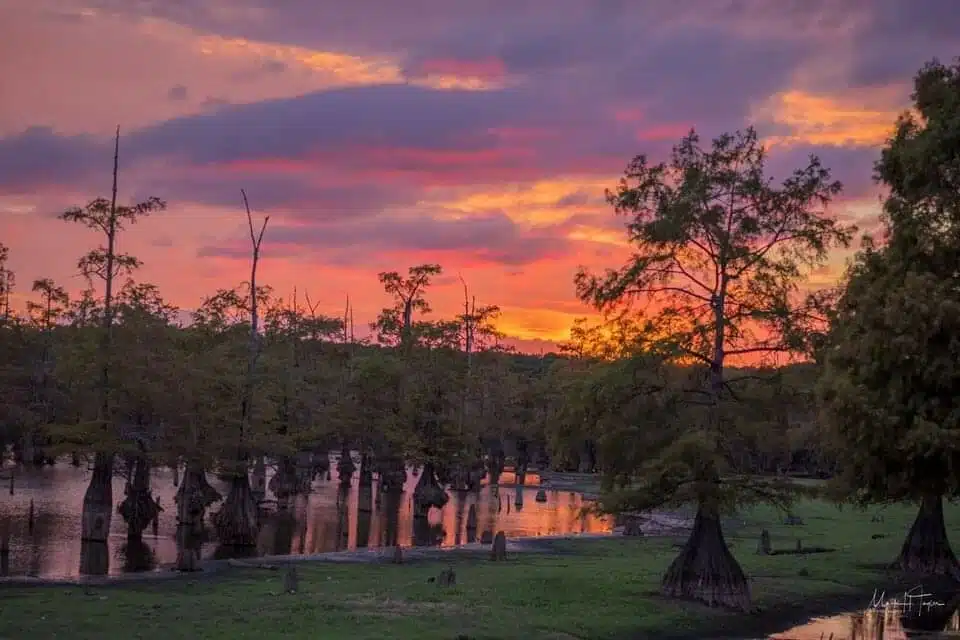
[576,127,852,363]
[571,127,852,514]
[820,58,960,507]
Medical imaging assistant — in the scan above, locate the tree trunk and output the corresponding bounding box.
[81,452,114,542]
[660,501,752,611]
[269,455,299,508]
[896,494,960,580]
[488,446,505,486]
[337,445,355,488]
[250,456,267,502]
[379,455,407,493]
[214,474,259,546]
[413,462,448,518]
[357,484,372,548]
[381,491,402,547]
[359,448,373,488]
[174,464,221,534]
[118,450,159,540]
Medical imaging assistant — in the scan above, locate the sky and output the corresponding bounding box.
[1,0,958,353]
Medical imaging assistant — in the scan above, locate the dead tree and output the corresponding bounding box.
[215,189,269,546]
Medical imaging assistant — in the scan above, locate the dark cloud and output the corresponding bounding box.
[845,0,960,87]
[167,84,188,101]
[130,168,420,219]
[125,84,543,165]
[0,127,106,194]
[765,144,882,199]
[198,209,572,266]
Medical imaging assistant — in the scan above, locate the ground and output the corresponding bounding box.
[2,498,960,640]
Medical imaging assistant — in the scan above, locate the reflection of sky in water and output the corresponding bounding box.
[0,462,610,578]
[768,603,960,639]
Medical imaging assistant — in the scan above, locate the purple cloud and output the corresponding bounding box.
[198,209,572,266]
[0,127,107,194]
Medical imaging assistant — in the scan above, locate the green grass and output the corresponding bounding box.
[2,499,958,640]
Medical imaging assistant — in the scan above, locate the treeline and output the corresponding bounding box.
[0,259,830,483]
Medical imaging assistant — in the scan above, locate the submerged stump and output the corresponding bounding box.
[660,503,752,611]
[491,531,507,561]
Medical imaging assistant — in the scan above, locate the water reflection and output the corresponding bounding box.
[0,462,609,578]
[79,540,108,576]
[119,538,156,573]
[770,599,960,639]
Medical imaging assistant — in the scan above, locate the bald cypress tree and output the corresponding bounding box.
[576,127,852,610]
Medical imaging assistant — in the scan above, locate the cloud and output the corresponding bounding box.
[763,143,884,200]
[754,88,905,149]
[5,0,957,352]
[127,162,423,219]
[845,0,960,87]
[0,127,106,194]
[167,85,189,101]
[198,209,572,267]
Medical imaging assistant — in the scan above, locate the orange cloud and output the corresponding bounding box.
[415,57,511,90]
[754,87,907,148]
[0,3,504,137]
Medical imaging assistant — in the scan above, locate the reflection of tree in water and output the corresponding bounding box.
[212,544,258,560]
[380,492,402,548]
[175,528,203,572]
[268,511,297,557]
[356,485,372,548]
[412,517,444,547]
[79,540,109,576]
[466,504,477,544]
[335,487,350,551]
[119,538,155,573]
[453,492,466,546]
[946,608,960,631]
[846,599,960,639]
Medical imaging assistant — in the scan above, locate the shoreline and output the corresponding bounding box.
[0,509,695,587]
[3,524,955,639]
[0,531,618,587]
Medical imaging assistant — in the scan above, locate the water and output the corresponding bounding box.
[0,462,610,579]
[766,600,960,639]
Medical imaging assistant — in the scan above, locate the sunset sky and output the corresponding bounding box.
[1,0,957,352]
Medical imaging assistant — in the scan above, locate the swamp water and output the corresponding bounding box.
[762,596,960,639]
[0,462,609,579]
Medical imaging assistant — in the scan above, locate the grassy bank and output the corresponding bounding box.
[3,499,959,640]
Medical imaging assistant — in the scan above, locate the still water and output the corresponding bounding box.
[765,600,960,639]
[0,462,610,579]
